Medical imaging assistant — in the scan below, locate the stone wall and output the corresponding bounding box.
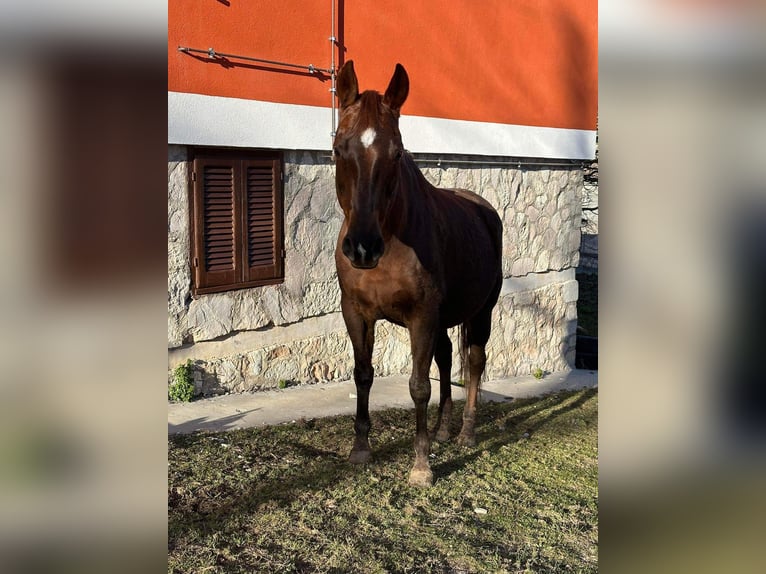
[168,146,191,347]
[579,147,598,273]
[168,146,583,395]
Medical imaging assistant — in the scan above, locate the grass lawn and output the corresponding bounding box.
[168,388,598,573]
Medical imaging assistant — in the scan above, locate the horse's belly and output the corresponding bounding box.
[439,263,501,327]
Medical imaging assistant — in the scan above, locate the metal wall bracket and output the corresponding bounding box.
[177,45,333,75]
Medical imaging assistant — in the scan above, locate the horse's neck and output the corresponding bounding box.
[385,156,432,238]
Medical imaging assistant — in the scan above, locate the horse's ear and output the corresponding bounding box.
[384,63,409,112]
[336,60,359,109]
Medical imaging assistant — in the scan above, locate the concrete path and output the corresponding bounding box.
[169,369,597,434]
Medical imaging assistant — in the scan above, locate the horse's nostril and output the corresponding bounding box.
[342,234,383,267]
[341,236,354,260]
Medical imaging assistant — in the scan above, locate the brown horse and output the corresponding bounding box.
[333,61,503,487]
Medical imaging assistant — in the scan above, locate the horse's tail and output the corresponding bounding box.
[459,323,470,390]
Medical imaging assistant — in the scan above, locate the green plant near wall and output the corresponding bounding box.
[169,360,196,402]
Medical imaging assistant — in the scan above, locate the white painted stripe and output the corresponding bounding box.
[168,91,596,159]
[168,91,330,150]
[400,116,596,161]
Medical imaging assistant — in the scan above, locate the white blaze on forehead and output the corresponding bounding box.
[360,127,376,148]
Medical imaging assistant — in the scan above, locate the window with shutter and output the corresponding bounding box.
[190,149,284,295]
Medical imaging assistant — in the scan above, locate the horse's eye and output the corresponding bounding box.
[394,149,403,161]
[333,147,340,159]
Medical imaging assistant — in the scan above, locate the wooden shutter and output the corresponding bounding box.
[190,150,283,295]
[192,158,239,291]
[243,159,283,283]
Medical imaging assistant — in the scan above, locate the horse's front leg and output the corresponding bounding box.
[407,316,438,487]
[341,296,376,464]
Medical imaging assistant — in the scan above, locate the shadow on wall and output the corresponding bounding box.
[181,50,332,82]
[558,8,593,131]
[337,0,346,67]
[489,285,580,379]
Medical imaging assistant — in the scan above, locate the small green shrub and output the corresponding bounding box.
[532,367,544,380]
[169,360,196,402]
[277,379,288,389]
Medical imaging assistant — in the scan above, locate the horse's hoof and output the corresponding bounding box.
[456,433,476,447]
[435,427,450,442]
[408,467,434,488]
[348,449,371,464]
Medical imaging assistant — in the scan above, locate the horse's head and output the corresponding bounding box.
[333,61,409,269]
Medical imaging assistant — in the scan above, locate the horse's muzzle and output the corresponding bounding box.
[342,234,384,269]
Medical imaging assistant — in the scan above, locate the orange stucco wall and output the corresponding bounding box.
[168,0,596,131]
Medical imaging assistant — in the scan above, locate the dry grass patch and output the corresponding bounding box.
[169,388,598,573]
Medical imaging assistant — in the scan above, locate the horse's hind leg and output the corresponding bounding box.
[458,287,500,447]
[457,340,486,446]
[432,330,453,442]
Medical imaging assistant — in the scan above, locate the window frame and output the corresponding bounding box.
[188,147,285,297]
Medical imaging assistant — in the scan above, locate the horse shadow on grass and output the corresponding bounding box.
[429,386,597,478]
[369,385,597,478]
[168,386,597,543]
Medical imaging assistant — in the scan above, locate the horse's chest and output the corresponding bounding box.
[343,271,423,322]
[338,244,438,324]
